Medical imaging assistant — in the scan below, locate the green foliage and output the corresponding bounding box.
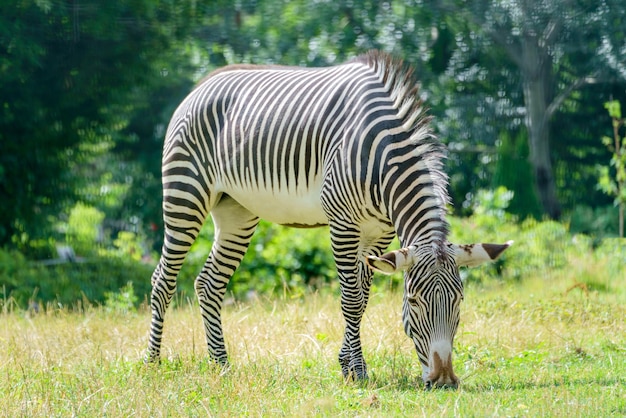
[0,249,43,307]
[110,231,146,262]
[492,132,542,219]
[468,187,516,221]
[4,185,623,309]
[605,100,622,120]
[2,1,626,309]
[508,219,587,277]
[593,238,626,283]
[179,221,336,299]
[104,282,138,314]
[449,187,610,284]
[2,0,626,256]
[0,0,196,251]
[436,0,626,218]
[568,204,620,239]
[236,223,336,297]
[65,203,105,257]
[0,249,153,309]
[598,100,626,237]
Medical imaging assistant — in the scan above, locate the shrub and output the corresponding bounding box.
[0,249,153,309]
[568,204,620,240]
[449,187,597,283]
[104,282,138,313]
[46,256,154,308]
[65,203,105,257]
[0,249,45,309]
[3,186,624,309]
[593,238,626,286]
[178,221,337,299]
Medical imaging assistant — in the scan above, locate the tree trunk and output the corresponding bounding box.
[521,36,562,219]
[619,203,624,238]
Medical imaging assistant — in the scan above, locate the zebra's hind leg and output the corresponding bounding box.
[146,204,208,363]
[194,195,259,365]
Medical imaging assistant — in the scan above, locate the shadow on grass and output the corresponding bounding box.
[363,369,625,393]
[135,355,625,396]
[366,371,426,391]
[458,376,625,393]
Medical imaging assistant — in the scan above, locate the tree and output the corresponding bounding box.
[0,0,195,252]
[430,0,626,219]
[4,0,625,256]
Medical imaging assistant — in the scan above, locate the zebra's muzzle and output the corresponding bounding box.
[424,351,459,390]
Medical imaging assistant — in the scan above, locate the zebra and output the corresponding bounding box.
[145,50,511,389]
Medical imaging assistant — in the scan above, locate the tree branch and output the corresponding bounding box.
[540,18,562,48]
[545,71,599,119]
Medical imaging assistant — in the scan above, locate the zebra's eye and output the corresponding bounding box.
[407,296,418,305]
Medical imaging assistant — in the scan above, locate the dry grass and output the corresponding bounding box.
[1,271,625,417]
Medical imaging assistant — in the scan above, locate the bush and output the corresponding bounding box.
[449,187,596,283]
[66,203,105,257]
[3,186,624,309]
[178,221,337,299]
[0,249,153,309]
[0,249,44,308]
[104,282,138,314]
[568,204,620,240]
[593,238,626,283]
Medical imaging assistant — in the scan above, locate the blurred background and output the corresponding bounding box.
[1,0,625,308]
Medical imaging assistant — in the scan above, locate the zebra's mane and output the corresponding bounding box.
[353,51,451,258]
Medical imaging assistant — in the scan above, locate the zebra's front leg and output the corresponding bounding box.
[331,224,370,380]
[338,258,377,380]
[195,196,259,365]
[338,311,367,380]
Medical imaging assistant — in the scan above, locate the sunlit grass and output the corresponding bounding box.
[1,270,624,417]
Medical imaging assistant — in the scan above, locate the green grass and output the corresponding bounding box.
[1,272,625,417]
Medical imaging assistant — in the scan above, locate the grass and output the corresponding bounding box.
[1,271,625,417]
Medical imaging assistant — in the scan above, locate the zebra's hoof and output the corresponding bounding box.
[424,380,458,390]
[144,352,161,365]
[342,369,369,382]
[144,357,161,365]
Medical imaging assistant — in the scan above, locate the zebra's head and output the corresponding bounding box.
[366,240,512,389]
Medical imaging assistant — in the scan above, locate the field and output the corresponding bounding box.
[1,272,625,417]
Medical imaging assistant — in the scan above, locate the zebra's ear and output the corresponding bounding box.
[365,247,416,275]
[451,241,513,267]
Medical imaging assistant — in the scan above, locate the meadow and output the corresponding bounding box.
[1,268,624,417]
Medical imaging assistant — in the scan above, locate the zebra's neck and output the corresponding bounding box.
[380,144,450,259]
[353,51,450,258]
[393,196,449,260]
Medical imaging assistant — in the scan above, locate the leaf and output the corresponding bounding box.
[597,166,617,195]
[604,100,622,119]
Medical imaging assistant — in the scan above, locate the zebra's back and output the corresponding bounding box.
[163,60,380,226]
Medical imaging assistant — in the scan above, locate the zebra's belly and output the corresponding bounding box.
[222,186,328,227]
